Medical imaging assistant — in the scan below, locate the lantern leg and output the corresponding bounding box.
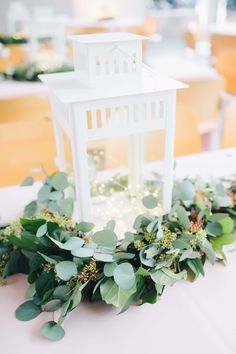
[163,91,176,214]
[70,108,91,221]
[128,133,144,196]
[52,117,67,172]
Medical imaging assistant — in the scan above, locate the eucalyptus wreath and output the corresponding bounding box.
[0,172,235,341]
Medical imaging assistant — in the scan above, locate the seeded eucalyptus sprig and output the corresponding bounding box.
[0,173,236,341]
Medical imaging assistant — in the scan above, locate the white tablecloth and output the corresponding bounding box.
[0,80,47,100]
[146,56,220,81]
[0,148,236,354]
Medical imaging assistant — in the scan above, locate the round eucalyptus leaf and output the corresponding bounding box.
[41,321,65,341]
[105,220,116,231]
[55,261,77,281]
[49,191,63,201]
[125,232,134,243]
[92,230,118,249]
[142,195,158,209]
[15,300,41,321]
[36,223,47,237]
[37,185,51,202]
[179,180,195,201]
[61,237,84,250]
[206,222,222,237]
[219,216,234,234]
[20,176,34,186]
[53,285,71,301]
[25,283,36,299]
[77,222,95,233]
[72,247,95,258]
[51,172,69,191]
[93,252,114,262]
[113,263,135,290]
[104,262,117,277]
[59,197,74,217]
[44,299,61,312]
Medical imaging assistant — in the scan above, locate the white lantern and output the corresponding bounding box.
[7,2,30,35]
[40,32,186,221]
[28,16,67,62]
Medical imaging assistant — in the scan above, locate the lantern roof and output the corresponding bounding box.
[39,70,187,104]
[68,32,148,44]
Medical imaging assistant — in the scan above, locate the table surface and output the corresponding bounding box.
[0,80,47,100]
[146,56,220,81]
[210,23,236,36]
[0,148,236,354]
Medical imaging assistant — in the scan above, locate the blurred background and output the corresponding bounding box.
[0,0,236,186]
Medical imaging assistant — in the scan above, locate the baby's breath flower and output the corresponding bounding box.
[3,218,22,238]
[144,230,156,243]
[158,226,177,250]
[196,229,207,245]
[190,229,207,246]
[134,240,145,250]
[39,209,75,230]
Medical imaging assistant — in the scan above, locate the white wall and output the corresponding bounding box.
[0,0,148,32]
[71,0,147,20]
[0,0,74,32]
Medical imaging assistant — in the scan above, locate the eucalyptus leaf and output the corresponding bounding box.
[105,220,116,231]
[15,300,41,321]
[25,283,36,299]
[200,241,216,264]
[205,222,222,237]
[49,191,63,201]
[179,249,200,262]
[55,261,77,281]
[72,248,95,258]
[104,262,117,277]
[53,285,71,302]
[142,195,158,209]
[93,252,114,262]
[100,278,136,309]
[36,223,47,238]
[59,197,74,217]
[176,206,190,229]
[92,230,117,249]
[61,237,84,250]
[20,176,34,186]
[51,172,69,191]
[44,299,61,312]
[38,252,57,264]
[179,180,195,200]
[41,321,65,341]
[38,185,51,202]
[113,263,135,290]
[77,222,94,233]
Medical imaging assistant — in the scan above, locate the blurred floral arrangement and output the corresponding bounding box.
[0,171,235,341]
[0,32,28,45]
[1,61,73,82]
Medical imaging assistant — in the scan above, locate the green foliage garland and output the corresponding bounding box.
[1,62,73,82]
[0,33,28,45]
[0,172,236,341]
